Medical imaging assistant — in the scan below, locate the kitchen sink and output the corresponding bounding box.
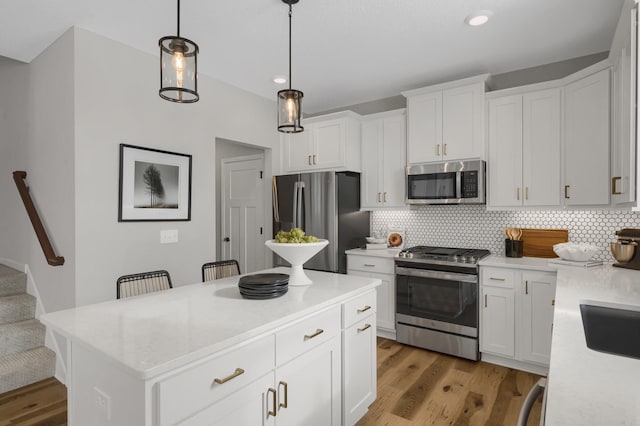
[580,301,640,360]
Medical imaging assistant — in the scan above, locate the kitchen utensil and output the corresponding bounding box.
[514,228,522,241]
[520,229,569,258]
[610,242,637,263]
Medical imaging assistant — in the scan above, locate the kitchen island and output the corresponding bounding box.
[41,267,381,425]
[545,265,640,425]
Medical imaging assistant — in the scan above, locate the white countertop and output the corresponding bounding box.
[40,267,380,380]
[345,248,400,258]
[479,255,558,271]
[545,265,640,425]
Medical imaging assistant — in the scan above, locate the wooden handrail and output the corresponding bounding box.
[12,171,65,266]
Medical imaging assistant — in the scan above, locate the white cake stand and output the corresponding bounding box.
[265,239,329,286]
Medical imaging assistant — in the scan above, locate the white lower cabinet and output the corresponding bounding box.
[480,266,556,374]
[347,254,396,337]
[342,291,377,425]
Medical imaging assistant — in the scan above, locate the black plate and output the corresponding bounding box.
[239,283,288,292]
[239,273,289,286]
[240,288,288,300]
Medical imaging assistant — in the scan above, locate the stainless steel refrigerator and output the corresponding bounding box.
[272,171,370,274]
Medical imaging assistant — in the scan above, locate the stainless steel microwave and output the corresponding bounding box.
[406,160,486,205]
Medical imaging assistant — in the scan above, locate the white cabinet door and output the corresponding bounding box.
[611,13,637,206]
[313,119,345,169]
[343,315,376,426]
[283,131,313,172]
[407,91,442,164]
[442,83,483,160]
[488,95,523,207]
[520,271,556,365]
[275,337,341,426]
[564,68,611,205]
[522,89,561,206]
[381,114,406,208]
[361,119,383,209]
[180,373,275,426]
[480,286,515,358]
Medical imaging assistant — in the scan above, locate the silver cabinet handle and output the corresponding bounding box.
[357,324,372,333]
[357,305,371,313]
[214,368,245,384]
[489,277,505,281]
[304,328,324,340]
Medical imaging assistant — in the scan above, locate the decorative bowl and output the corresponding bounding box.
[610,242,637,263]
[365,237,386,244]
[265,239,329,286]
[553,242,600,262]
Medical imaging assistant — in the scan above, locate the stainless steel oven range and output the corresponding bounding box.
[395,246,490,361]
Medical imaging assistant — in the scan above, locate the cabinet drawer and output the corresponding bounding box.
[342,290,377,328]
[348,255,394,274]
[276,305,341,365]
[156,335,275,425]
[481,267,516,289]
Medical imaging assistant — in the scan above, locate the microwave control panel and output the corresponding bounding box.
[461,171,479,198]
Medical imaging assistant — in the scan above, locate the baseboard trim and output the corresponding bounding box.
[376,328,396,341]
[481,352,549,376]
[0,257,26,273]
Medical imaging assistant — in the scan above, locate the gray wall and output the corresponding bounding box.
[309,52,609,117]
[215,138,265,259]
[73,28,280,305]
[0,57,29,266]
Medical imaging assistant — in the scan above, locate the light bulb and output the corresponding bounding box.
[173,52,185,89]
[286,97,297,123]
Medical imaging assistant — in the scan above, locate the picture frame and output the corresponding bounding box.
[118,144,192,222]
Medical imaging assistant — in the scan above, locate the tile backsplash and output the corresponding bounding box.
[372,206,640,263]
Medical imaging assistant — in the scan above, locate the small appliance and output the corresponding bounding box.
[406,159,486,205]
[611,228,640,269]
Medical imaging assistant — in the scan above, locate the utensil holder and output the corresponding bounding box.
[505,239,523,258]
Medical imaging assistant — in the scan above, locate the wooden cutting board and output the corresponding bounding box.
[520,228,569,258]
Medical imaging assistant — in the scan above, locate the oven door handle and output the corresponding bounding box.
[396,267,478,284]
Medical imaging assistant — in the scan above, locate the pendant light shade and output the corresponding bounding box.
[159,0,199,103]
[278,0,304,133]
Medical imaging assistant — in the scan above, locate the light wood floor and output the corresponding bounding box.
[0,378,67,425]
[0,339,542,426]
[358,338,543,426]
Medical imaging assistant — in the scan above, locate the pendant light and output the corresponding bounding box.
[277,0,304,133]
[159,0,199,103]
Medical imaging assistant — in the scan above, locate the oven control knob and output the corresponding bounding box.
[451,255,458,261]
[398,251,406,258]
[469,256,478,264]
[460,256,468,263]
[406,252,413,259]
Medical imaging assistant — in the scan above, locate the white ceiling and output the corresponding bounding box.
[0,0,625,113]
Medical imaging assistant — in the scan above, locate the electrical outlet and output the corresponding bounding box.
[94,387,111,421]
[160,229,178,244]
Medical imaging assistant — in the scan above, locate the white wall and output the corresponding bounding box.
[23,29,76,315]
[0,57,29,264]
[73,28,279,305]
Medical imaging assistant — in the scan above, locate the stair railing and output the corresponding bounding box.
[12,171,65,266]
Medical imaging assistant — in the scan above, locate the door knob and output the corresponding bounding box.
[223,237,230,242]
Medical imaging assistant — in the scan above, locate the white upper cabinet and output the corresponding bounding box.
[403,74,488,164]
[282,111,362,173]
[563,67,611,206]
[361,110,406,209]
[487,87,561,208]
[610,5,637,206]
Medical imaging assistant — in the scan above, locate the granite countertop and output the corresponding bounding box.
[40,267,380,380]
[345,248,401,258]
[545,265,640,425]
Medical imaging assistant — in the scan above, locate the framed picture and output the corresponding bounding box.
[118,144,192,222]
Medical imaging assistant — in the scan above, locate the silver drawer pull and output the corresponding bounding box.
[363,264,375,267]
[489,277,505,281]
[357,324,371,333]
[304,328,324,340]
[357,305,371,314]
[214,368,245,384]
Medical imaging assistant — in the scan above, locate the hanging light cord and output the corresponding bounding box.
[177,0,181,37]
[288,3,292,90]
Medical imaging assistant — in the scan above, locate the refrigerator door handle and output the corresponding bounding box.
[292,182,299,229]
[296,181,305,230]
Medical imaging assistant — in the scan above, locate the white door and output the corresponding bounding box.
[381,113,406,208]
[520,271,556,365]
[221,155,265,274]
[480,286,515,358]
[442,83,482,160]
[407,91,442,164]
[313,118,345,168]
[360,119,383,208]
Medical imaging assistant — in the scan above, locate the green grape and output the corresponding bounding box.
[274,228,320,243]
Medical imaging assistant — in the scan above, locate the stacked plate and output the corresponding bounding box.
[238,273,289,300]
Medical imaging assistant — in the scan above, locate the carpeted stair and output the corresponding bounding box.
[0,264,55,394]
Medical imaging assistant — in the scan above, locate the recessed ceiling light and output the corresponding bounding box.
[273,75,287,84]
[465,11,492,26]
